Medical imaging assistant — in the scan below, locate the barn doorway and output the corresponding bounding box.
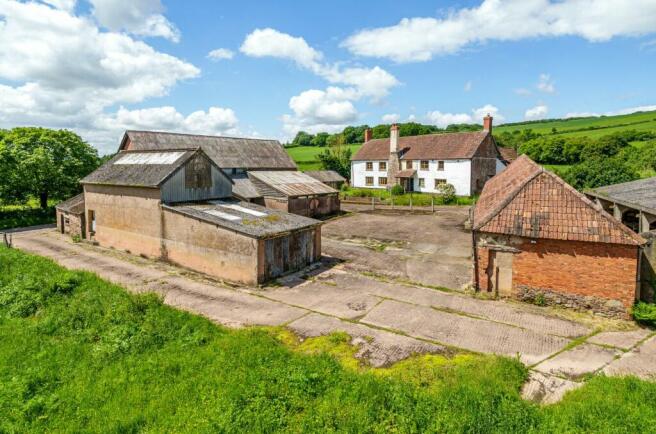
[488,250,514,297]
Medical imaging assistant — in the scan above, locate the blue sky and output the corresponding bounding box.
[1,0,655,153]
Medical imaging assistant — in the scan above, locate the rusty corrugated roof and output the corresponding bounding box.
[248,171,338,197]
[473,155,644,245]
[121,130,297,170]
[352,131,489,161]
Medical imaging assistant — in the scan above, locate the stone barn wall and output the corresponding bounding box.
[83,184,163,258]
[56,210,84,238]
[476,233,639,317]
[160,208,260,284]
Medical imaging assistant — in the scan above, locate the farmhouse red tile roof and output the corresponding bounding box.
[352,131,490,161]
[498,147,518,162]
[473,155,644,245]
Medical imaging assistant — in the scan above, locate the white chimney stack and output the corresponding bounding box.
[390,124,399,153]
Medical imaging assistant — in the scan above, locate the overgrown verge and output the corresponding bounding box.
[341,187,476,206]
[1,246,656,432]
[0,205,55,230]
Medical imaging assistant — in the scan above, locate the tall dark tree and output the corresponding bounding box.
[291,131,314,147]
[0,127,100,208]
[317,135,352,179]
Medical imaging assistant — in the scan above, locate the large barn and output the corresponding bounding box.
[118,130,339,217]
[472,155,645,317]
[75,147,321,284]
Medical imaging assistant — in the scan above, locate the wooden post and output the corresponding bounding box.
[371,196,375,211]
[410,194,413,210]
[431,196,434,213]
[391,193,394,209]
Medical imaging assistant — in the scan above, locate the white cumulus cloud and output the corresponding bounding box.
[0,0,240,153]
[89,0,180,42]
[241,28,399,136]
[426,104,504,128]
[342,0,656,62]
[537,73,556,93]
[565,104,656,118]
[524,104,549,120]
[207,48,235,61]
[382,113,400,123]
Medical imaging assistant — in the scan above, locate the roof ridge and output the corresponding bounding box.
[126,130,279,143]
[540,169,645,244]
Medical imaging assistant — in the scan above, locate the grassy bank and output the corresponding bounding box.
[1,246,656,432]
[286,143,361,171]
[341,187,476,206]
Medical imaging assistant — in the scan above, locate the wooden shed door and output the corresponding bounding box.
[488,251,514,297]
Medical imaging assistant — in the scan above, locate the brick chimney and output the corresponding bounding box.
[388,124,401,187]
[364,128,372,142]
[483,114,493,133]
[390,124,399,152]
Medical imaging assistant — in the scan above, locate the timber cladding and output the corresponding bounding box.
[476,235,639,313]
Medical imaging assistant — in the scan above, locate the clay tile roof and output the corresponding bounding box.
[120,130,297,170]
[473,155,645,246]
[498,147,518,162]
[352,131,489,161]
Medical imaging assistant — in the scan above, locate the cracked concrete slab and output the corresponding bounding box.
[288,313,446,367]
[361,299,569,364]
[604,336,656,379]
[587,328,652,350]
[255,281,382,319]
[535,344,620,380]
[522,371,583,404]
[321,272,589,338]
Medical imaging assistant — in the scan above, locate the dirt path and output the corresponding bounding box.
[12,228,655,403]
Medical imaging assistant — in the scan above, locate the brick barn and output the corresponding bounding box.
[79,147,322,284]
[472,155,645,317]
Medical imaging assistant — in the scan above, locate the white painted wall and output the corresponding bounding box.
[495,158,507,174]
[352,158,472,196]
[408,159,471,196]
[351,160,389,189]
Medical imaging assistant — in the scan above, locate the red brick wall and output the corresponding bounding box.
[476,236,639,309]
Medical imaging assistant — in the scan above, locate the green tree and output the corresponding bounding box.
[564,156,639,190]
[0,127,99,209]
[311,132,330,147]
[291,131,314,147]
[317,135,352,179]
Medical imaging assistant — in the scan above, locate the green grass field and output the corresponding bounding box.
[495,110,656,139]
[2,246,656,432]
[285,144,362,170]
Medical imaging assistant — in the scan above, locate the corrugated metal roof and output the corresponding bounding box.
[231,174,262,199]
[303,170,346,183]
[473,155,644,246]
[164,200,320,238]
[121,130,297,170]
[55,193,85,214]
[248,171,338,197]
[587,177,656,215]
[352,131,489,161]
[81,149,196,187]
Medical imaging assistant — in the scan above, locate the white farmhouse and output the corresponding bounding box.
[351,116,509,196]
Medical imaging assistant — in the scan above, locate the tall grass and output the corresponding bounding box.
[1,246,655,432]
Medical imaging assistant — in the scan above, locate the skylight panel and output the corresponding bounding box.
[204,209,241,221]
[115,152,185,165]
[220,204,267,217]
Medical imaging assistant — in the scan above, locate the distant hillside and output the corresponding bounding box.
[494,110,656,139]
